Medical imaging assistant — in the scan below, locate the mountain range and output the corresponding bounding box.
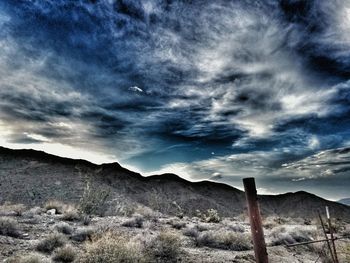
[1,146,349,221]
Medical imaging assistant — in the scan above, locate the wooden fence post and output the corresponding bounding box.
[326,206,339,263]
[243,177,268,263]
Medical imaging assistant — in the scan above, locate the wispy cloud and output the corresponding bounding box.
[0,0,350,198]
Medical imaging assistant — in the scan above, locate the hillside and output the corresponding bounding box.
[1,146,350,221]
[338,198,350,206]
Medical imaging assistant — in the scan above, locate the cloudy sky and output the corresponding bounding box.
[1,0,350,200]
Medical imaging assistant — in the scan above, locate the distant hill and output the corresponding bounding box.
[338,198,350,206]
[1,146,350,221]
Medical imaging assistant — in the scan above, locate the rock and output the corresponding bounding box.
[46,209,56,215]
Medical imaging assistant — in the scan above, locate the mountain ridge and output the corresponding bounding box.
[1,146,349,221]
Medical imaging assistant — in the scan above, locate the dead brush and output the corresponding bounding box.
[269,226,318,246]
[36,233,66,253]
[78,231,145,263]
[6,253,46,263]
[0,217,20,237]
[145,230,183,263]
[0,203,27,216]
[195,230,251,251]
[53,245,76,262]
[78,181,110,216]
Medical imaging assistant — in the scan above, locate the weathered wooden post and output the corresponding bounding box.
[326,206,339,263]
[243,177,268,263]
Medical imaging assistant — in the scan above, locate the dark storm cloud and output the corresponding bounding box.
[1,0,350,197]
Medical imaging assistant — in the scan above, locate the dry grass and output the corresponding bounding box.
[6,253,47,263]
[55,222,73,235]
[196,230,251,251]
[36,233,66,253]
[169,219,186,230]
[145,231,183,262]
[183,226,199,238]
[78,232,145,263]
[44,200,66,214]
[61,206,81,221]
[269,226,317,246]
[122,215,144,228]
[53,245,76,262]
[71,227,94,242]
[79,182,109,216]
[0,203,27,216]
[0,217,20,237]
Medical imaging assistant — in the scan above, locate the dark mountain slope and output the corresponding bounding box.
[1,146,349,221]
[338,198,350,206]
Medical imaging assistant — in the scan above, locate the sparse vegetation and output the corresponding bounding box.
[22,206,43,220]
[62,206,81,221]
[145,231,182,263]
[36,233,66,253]
[0,203,27,216]
[44,200,66,214]
[196,209,221,223]
[169,219,186,229]
[71,227,94,242]
[79,181,110,216]
[78,232,145,263]
[183,226,199,238]
[122,215,144,228]
[195,230,251,251]
[53,245,76,262]
[6,254,45,263]
[0,217,20,237]
[269,226,317,246]
[55,222,73,235]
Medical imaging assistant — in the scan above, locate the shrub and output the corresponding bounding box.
[196,224,209,232]
[122,215,144,228]
[196,209,221,223]
[169,219,186,230]
[269,226,317,246]
[145,231,182,262]
[0,217,20,237]
[204,209,221,223]
[56,223,73,235]
[196,230,251,251]
[53,245,76,262]
[183,227,199,238]
[22,206,43,218]
[71,227,94,242]
[0,203,27,216]
[78,232,145,263]
[310,243,334,263]
[62,206,81,221]
[6,254,45,263]
[228,224,245,233]
[44,200,66,214]
[79,181,110,216]
[36,233,66,253]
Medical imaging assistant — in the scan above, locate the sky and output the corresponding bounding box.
[0,0,350,200]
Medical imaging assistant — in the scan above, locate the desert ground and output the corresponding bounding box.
[1,201,349,263]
